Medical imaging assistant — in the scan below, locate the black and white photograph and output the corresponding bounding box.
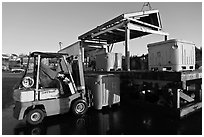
[2,1,202,135]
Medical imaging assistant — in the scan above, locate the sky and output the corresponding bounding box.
[2,2,202,56]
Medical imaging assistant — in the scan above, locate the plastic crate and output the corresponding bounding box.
[148,39,195,71]
[95,53,122,71]
[85,74,120,110]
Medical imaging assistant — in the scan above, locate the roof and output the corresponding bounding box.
[58,41,106,54]
[78,10,168,44]
[30,52,69,58]
[2,54,9,59]
[147,39,195,48]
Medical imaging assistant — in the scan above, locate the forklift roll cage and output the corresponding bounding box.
[13,52,89,125]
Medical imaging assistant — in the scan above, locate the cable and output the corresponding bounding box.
[141,2,152,11]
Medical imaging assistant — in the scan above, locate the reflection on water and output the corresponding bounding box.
[13,102,202,135]
[2,72,201,135]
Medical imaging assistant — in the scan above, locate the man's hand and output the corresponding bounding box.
[57,73,65,78]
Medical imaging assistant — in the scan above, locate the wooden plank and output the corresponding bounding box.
[180,102,202,117]
[94,14,124,31]
[78,14,124,40]
[108,30,149,44]
[91,22,125,38]
[180,91,194,102]
[125,24,130,71]
[85,70,182,82]
[82,41,106,47]
[95,34,123,43]
[133,14,149,19]
[128,23,169,36]
[181,70,202,81]
[127,18,161,30]
[116,28,125,32]
[157,12,162,28]
[123,9,159,18]
[85,39,108,43]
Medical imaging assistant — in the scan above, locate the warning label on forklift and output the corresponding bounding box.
[39,88,60,100]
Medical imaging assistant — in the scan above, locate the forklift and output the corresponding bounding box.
[13,52,91,125]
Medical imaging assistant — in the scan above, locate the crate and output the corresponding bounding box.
[95,53,122,71]
[85,74,120,110]
[147,39,195,71]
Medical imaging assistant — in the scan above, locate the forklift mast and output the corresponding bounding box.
[69,55,86,97]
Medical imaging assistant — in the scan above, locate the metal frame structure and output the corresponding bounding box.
[86,69,202,117]
[78,10,169,71]
[76,9,201,118]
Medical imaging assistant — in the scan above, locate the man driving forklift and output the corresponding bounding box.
[13,52,88,125]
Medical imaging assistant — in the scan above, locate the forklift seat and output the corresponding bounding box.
[39,63,64,95]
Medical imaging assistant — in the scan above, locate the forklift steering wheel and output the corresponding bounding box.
[22,76,34,88]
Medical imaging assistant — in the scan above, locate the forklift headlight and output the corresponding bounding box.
[22,76,34,88]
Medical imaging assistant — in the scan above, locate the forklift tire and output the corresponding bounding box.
[26,109,45,125]
[72,99,88,116]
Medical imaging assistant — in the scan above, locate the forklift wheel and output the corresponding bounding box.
[26,109,45,125]
[72,99,88,116]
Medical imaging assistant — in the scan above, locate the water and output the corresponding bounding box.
[2,101,202,135]
[2,72,202,135]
